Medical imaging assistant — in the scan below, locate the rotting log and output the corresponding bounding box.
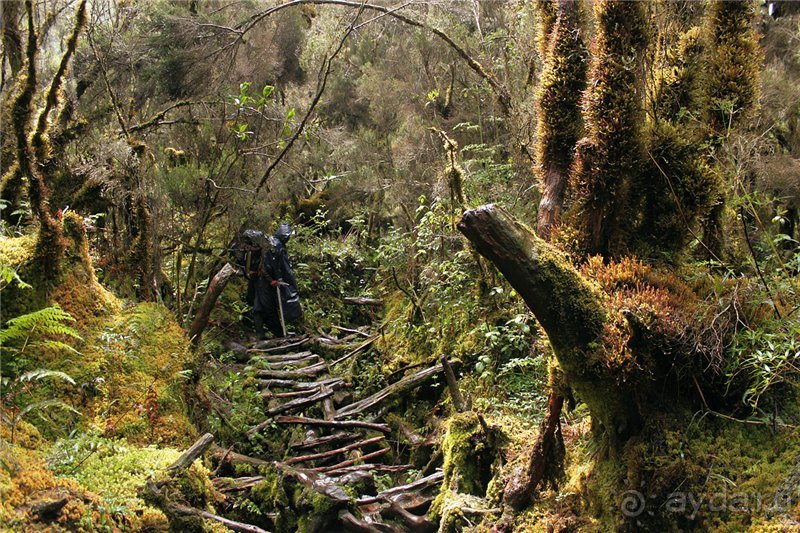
[250,335,310,352]
[264,387,336,417]
[315,447,391,472]
[210,445,271,468]
[381,499,436,532]
[251,351,317,363]
[172,502,270,533]
[339,510,390,533]
[255,361,328,379]
[457,205,641,442]
[291,432,361,451]
[188,263,236,344]
[326,464,411,476]
[335,364,444,419]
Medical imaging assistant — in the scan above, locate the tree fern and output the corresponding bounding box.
[0,305,81,346]
[0,304,82,377]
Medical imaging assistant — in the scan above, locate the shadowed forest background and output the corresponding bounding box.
[1,0,800,531]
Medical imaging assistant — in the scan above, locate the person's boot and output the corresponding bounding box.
[253,313,267,340]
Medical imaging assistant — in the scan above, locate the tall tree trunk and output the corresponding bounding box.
[535,0,587,241]
[458,204,642,445]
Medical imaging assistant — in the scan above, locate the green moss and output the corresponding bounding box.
[50,436,182,510]
[570,0,648,256]
[535,0,587,177]
[251,465,296,530]
[0,233,35,268]
[430,412,504,521]
[703,0,761,132]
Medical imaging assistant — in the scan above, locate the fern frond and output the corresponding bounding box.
[13,399,80,424]
[33,340,81,354]
[0,305,81,348]
[17,369,76,385]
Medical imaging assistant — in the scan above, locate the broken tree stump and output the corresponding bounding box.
[168,433,214,471]
[188,264,236,344]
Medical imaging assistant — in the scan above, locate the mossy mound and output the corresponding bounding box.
[430,411,505,525]
[0,441,145,531]
[246,463,358,532]
[0,215,119,323]
[551,410,800,532]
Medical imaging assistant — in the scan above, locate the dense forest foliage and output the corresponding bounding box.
[1,0,800,531]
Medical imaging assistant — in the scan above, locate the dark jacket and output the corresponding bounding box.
[264,225,302,322]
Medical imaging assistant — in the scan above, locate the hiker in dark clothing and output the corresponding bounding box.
[231,225,301,339]
[261,224,302,337]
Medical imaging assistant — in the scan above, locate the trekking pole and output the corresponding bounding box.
[275,282,287,337]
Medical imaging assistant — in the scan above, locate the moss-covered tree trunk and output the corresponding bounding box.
[534,0,587,241]
[571,0,647,257]
[458,204,642,444]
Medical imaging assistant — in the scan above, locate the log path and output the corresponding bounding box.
[211,333,445,531]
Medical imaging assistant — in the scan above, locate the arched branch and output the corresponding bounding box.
[237,0,511,114]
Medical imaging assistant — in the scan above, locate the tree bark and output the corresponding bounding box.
[168,433,214,471]
[188,262,236,344]
[457,204,641,443]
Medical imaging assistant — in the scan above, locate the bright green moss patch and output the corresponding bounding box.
[50,434,182,510]
[0,233,35,268]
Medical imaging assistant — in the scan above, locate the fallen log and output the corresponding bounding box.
[256,361,328,379]
[264,387,336,417]
[381,499,436,532]
[291,432,361,451]
[167,433,214,471]
[320,384,337,420]
[250,335,310,352]
[256,377,346,391]
[339,510,397,533]
[330,336,378,366]
[262,389,318,399]
[357,471,444,505]
[457,204,640,442]
[285,435,386,466]
[273,462,350,503]
[331,324,372,337]
[386,492,434,514]
[210,445,271,469]
[326,464,411,477]
[250,351,321,364]
[276,416,391,434]
[172,502,270,533]
[316,448,391,472]
[335,364,443,419]
[214,476,265,492]
[188,264,236,344]
[343,297,383,307]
